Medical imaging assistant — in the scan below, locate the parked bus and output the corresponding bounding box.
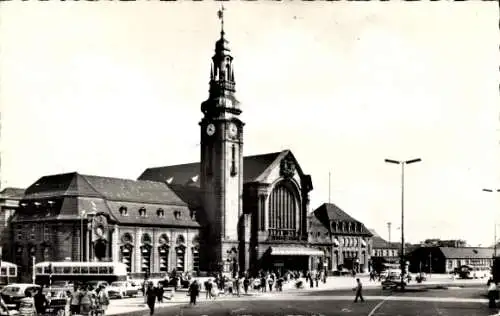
[0,261,18,287]
[34,261,128,286]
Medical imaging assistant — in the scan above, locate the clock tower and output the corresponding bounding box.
[199,8,245,274]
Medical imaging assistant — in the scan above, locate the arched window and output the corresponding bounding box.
[176,245,185,272]
[268,181,297,232]
[192,235,200,272]
[158,234,170,273]
[120,244,133,273]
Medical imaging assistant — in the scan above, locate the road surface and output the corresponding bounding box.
[109,285,496,316]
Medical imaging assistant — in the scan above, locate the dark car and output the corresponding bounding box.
[381,275,406,290]
[1,283,41,309]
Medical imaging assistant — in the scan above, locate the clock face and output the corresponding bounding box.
[206,123,215,136]
[228,123,238,137]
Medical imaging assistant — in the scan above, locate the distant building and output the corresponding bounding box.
[0,188,25,261]
[368,229,399,273]
[421,239,467,248]
[309,203,373,273]
[407,246,494,274]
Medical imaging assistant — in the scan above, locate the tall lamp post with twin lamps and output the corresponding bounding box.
[482,188,500,257]
[385,158,422,289]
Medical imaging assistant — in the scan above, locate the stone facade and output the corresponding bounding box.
[308,203,373,273]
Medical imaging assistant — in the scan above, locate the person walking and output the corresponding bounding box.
[97,284,109,316]
[34,286,49,316]
[243,277,249,295]
[188,280,200,305]
[70,285,81,316]
[79,285,92,316]
[488,281,498,308]
[146,282,157,316]
[353,278,364,303]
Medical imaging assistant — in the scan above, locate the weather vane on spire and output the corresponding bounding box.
[217,3,225,35]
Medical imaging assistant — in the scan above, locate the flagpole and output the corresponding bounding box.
[328,171,331,203]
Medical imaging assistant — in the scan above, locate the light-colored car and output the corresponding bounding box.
[1,283,41,309]
[106,281,139,299]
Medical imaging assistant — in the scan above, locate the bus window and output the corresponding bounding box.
[109,267,114,274]
[63,267,71,274]
[1,268,6,276]
[8,268,16,277]
[72,267,80,274]
[81,267,88,274]
[98,267,108,274]
[36,267,43,274]
[43,267,50,274]
[54,267,64,274]
[89,267,98,274]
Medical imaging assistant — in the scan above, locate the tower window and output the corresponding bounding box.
[230,144,237,176]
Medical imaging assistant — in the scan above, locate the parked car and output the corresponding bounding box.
[381,275,406,290]
[0,283,41,309]
[106,281,139,299]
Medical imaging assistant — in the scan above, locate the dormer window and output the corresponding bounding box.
[119,206,128,216]
[157,208,165,217]
[174,210,181,220]
[139,207,146,217]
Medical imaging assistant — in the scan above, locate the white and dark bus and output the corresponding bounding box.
[34,261,128,286]
[0,261,18,286]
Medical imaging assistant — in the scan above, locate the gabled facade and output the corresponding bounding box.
[140,149,317,275]
[309,203,373,273]
[368,229,399,273]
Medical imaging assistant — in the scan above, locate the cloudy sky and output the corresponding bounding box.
[1,1,498,246]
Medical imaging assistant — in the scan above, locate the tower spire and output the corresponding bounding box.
[217,3,225,37]
[201,4,241,117]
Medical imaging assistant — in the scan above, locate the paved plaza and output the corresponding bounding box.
[104,275,491,316]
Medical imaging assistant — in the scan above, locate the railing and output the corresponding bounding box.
[267,228,304,242]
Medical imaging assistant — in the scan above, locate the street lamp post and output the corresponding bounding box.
[80,210,86,262]
[385,158,422,289]
[482,188,500,257]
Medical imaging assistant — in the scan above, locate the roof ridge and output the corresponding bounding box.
[77,174,107,199]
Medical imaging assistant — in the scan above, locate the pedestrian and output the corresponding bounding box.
[234,278,241,297]
[268,276,274,292]
[34,286,49,316]
[243,277,249,295]
[65,291,72,316]
[70,285,81,316]
[156,284,164,304]
[146,282,156,316]
[0,294,10,316]
[353,278,364,303]
[188,280,200,305]
[488,281,498,308]
[79,285,92,316]
[19,290,36,316]
[97,284,109,316]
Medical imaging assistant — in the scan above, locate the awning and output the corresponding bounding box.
[269,246,324,257]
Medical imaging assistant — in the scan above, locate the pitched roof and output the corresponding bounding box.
[13,196,200,228]
[438,247,494,259]
[369,229,399,249]
[311,203,372,236]
[23,172,186,206]
[0,187,25,200]
[138,150,285,186]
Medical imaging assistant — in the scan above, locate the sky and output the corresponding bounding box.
[0,1,499,246]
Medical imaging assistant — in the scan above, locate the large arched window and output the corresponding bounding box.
[268,181,298,235]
